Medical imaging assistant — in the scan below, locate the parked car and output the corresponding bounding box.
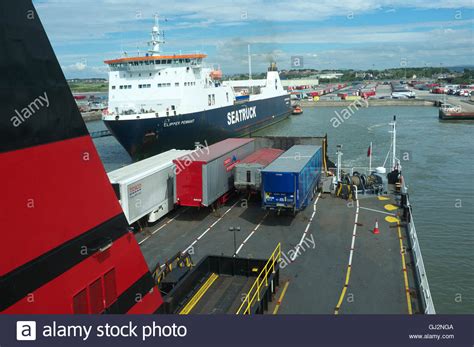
[392,89,416,98]
[447,89,459,95]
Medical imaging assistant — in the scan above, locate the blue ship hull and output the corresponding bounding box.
[104,94,291,160]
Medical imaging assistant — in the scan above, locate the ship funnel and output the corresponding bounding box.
[0,0,163,314]
[268,62,278,71]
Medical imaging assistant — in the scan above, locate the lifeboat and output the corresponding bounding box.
[210,69,222,80]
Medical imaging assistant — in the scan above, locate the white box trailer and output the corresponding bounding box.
[108,149,192,224]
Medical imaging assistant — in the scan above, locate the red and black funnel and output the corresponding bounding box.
[0,1,162,314]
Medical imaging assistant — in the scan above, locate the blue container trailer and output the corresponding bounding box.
[261,145,322,213]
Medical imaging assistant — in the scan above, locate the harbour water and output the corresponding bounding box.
[89,105,473,314]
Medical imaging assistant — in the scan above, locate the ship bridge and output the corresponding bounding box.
[104,53,207,72]
[104,13,207,72]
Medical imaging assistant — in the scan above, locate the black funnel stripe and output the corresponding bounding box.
[0,1,88,154]
[0,213,129,311]
[106,273,156,314]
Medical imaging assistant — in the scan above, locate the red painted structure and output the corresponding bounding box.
[1,0,163,314]
[240,148,284,167]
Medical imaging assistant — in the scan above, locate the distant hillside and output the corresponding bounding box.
[67,79,108,93]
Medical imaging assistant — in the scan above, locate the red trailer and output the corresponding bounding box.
[234,148,284,191]
[174,138,256,207]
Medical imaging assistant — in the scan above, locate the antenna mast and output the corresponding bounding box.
[389,115,398,171]
[148,14,165,55]
[248,44,252,81]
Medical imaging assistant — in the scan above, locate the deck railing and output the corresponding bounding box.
[405,194,436,314]
[236,243,281,314]
[329,166,377,176]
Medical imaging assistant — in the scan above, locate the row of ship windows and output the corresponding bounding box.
[111,58,200,68]
[113,82,196,90]
[127,67,191,78]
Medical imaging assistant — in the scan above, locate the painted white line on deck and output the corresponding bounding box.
[347,199,359,266]
[334,198,359,314]
[234,213,268,256]
[359,206,396,216]
[196,228,211,241]
[295,192,321,254]
[183,200,239,253]
[138,208,189,245]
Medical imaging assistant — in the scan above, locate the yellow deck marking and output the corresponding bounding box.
[385,216,400,223]
[335,266,351,314]
[272,281,290,314]
[396,223,413,315]
[377,196,390,201]
[334,199,359,315]
[344,266,351,286]
[384,204,398,211]
[179,273,219,314]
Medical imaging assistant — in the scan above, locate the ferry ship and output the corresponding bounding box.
[102,16,292,159]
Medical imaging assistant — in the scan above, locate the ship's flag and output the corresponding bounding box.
[367,144,372,157]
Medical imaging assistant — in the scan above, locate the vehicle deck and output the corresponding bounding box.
[137,187,421,314]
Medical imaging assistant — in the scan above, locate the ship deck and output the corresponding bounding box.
[137,188,422,314]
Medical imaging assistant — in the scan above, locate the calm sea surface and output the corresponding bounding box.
[88,105,474,314]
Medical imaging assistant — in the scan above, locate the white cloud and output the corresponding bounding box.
[69,62,87,71]
[34,0,474,42]
[33,0,474,76]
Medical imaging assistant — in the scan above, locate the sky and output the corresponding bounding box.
[33,0,474,78]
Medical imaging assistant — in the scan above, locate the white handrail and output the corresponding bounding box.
[406,199,436,314]
[402,179,436,314]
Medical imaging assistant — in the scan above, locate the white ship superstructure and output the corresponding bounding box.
[102,16,291,159]
[104,17,286,121]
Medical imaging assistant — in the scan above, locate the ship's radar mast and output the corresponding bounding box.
[148,14,165,55]
[389,115,400,171]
